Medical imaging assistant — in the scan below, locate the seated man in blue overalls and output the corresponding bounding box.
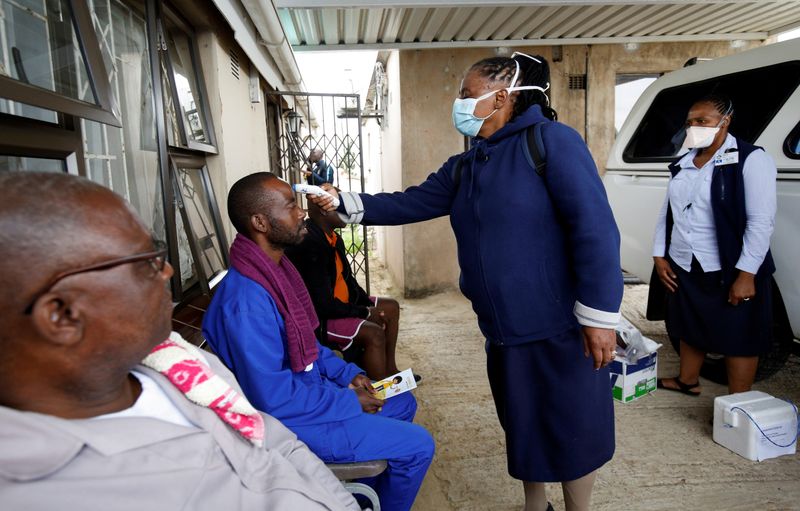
[202,172,434,511]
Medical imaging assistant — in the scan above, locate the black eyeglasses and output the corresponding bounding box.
[23,240,169,315]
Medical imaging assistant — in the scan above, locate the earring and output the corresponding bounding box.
[50,312,58,322]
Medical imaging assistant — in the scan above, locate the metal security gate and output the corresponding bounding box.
[266,91,370,293]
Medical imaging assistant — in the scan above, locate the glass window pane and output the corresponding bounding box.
[0,154,64,172]
[0,0,98,104]
[0,97,58,123]
[615,74,658,134]
[83,0,163,238]
[160,54,181,146]
[623,62,800,162]
[175,202,198,290]
[163,14,211,145]
[787,121,800,158]
[176,167,226,280]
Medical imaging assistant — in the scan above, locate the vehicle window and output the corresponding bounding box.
[615,74,659,134]
[623,61,800,162]
[786,120,800,159]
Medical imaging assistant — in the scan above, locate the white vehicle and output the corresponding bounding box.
[604,38,800,381]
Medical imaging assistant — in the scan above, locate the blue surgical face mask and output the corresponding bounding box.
[452,58,550,138]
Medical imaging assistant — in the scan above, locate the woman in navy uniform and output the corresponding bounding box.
[311,52,622,511]
[654,94,777,396]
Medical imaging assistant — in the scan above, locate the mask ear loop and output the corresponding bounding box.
[507,84,551,107]
[508,60,520,90]
[719,100,734,127]
[511,51,542,64]
[508,52,549,106]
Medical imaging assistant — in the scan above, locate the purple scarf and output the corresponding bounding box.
[229,234,319,372]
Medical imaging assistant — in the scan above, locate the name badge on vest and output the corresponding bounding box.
[714,152,739,166]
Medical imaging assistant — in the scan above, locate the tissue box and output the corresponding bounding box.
[713,391,797,461]
[609,352,657,403]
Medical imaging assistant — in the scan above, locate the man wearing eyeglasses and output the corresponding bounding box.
[0,172,359,510]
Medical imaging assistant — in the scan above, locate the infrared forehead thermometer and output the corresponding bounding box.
[292,183,340,208]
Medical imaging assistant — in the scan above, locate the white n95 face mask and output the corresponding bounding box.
[678,101,733,153]
[679,126,720,153]
[452,59,550,138]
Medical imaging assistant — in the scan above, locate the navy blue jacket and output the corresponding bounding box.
[354,105,623,345]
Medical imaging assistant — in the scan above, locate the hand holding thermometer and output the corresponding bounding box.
[292,183,340,208]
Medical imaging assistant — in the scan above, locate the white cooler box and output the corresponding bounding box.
[713,391,798,461]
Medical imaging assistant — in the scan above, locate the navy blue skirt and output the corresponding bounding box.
[486,326,615,482]
[666,257,772,356]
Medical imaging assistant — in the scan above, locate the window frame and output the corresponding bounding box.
[158,5,218,154]
[169,156,208,297]
[2,0,225,307]
[622,61,800,165]
[784,119,800,160]
[170,152,229,301]
[0,0,121,127]
[0,112,84,174]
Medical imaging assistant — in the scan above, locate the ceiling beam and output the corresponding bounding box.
[418,7,451,42]
[545,4,604,39]
[683,2,762,36]
[277,0,779,7]
[320,8,338,45]
[343,9,360,43]
[469,6,518,41]
[769,18,800,35]
[491,6,542,40]
[291,31,768,51]
[399,7,430,42]
[362,8,383,43]
[723,2,800,33]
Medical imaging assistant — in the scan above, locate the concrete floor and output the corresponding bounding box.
[373,271,800,511]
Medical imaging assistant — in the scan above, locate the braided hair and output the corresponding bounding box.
[469,53,557,121]
[695,93,734,118]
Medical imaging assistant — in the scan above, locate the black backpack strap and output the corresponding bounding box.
[526,121,547,176]
[452,157,463,192]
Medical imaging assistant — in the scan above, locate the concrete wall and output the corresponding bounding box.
[362,124,385,262]
[380,51,406,291]
[386,41,761,296]
[196,30,272,240]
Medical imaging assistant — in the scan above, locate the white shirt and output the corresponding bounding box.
[92,371,196,428]
[653,134,776,274]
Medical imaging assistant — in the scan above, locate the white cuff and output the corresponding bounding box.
[573,301,621,329]
[338,192,364,224]
[734,259,760,275]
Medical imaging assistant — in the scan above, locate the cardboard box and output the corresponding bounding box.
[609,352,657,403]
[713,391,798,461]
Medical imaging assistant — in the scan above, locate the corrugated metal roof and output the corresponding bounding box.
[275,0,800,50]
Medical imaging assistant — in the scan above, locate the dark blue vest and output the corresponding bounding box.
[665,138,775,286]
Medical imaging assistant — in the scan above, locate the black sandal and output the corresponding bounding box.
[657,377,701,397]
